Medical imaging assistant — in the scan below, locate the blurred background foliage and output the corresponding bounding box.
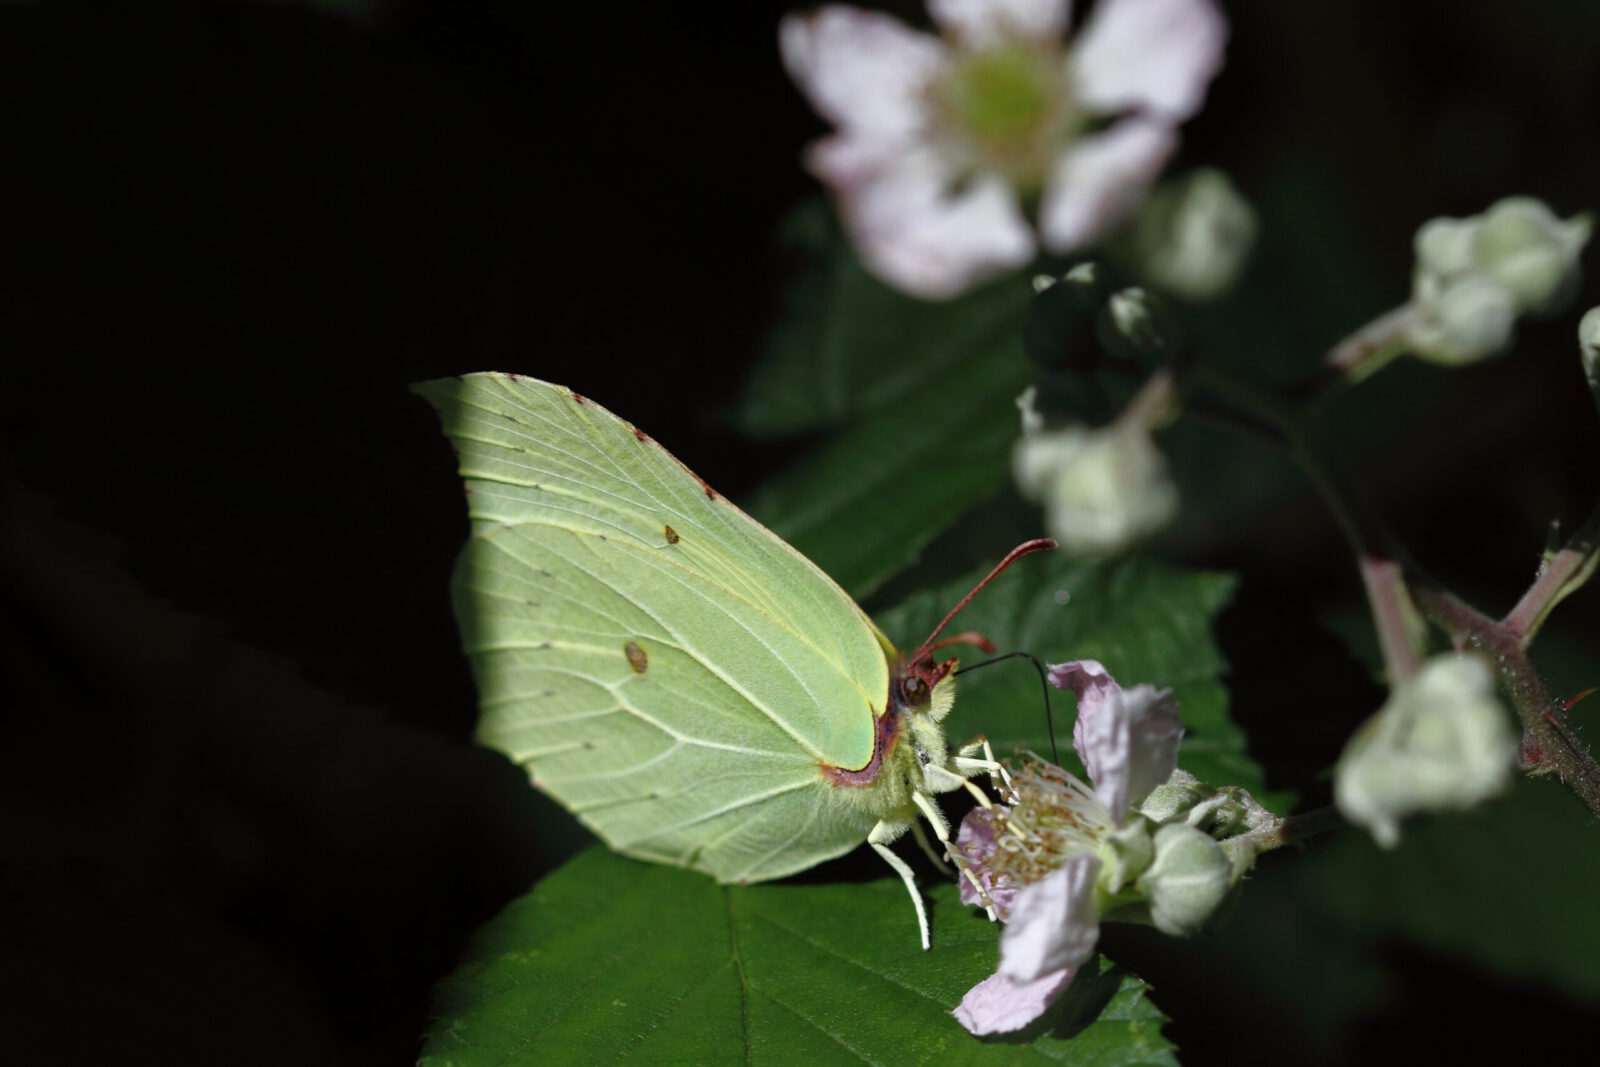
[2,1,1598,1063]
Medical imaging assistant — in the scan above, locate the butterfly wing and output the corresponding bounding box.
[417,373,894,883]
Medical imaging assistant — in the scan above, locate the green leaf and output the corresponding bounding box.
[736,202,1035,599]
[420,554,1245,1063]
[421,847,1176,1066]
[747,355,1032,600]
[740,201,1034,437]
[1312,774,1600,1000]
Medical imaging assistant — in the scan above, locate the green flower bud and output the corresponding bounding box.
[1181,788,1255,838]
[1024,262,1108,368]
[1138,770,1276,842]
[1334,654,1517,848]
[1095,287,1182,362]
[1099,817,1156,895]
[1136,769,1212,825]
[1140,823,1232,936]
[1123,168,1258,303]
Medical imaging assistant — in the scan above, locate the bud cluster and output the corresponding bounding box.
[1407,197,1592,364]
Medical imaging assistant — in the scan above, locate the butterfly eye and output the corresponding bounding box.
[900,675,928,707]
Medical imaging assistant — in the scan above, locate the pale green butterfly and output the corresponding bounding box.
[417,372,1053,947]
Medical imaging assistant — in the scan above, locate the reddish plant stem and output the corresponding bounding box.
[1322,303,1416,387]
[1412,583,1600,818]
[1503,500,1600,644]
[1358,555,1423,684]
[1197,325,1600,816]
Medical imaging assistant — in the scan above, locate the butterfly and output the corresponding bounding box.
[417,372,1053,946]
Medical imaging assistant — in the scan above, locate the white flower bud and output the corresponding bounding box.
[1474,197,1591,316]
[1013,424,1178,555]
[1407,275,1517,365]
[1124,168,1258,303]
[1334,654,1517,848]
[1579,306,1600,395]
[1582,306,1600,352]
[1407,197,1592,365]
[1414,216,1477,278]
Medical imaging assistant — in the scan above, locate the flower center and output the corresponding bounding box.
[985,760,1113,889]
[929,38,1077,189]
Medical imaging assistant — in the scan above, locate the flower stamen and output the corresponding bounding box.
[927,38,1077,189]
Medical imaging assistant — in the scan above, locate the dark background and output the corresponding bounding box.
[3,1,1598,1063]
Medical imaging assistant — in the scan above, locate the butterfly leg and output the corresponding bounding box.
[952,736,1010,791]
[906,785,1003,922]
[926,759,996,812]
[868,822,931,950]
[910,818,955,878]
[932,741,1017,920]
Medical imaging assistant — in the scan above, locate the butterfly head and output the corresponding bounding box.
[897,537,1059,721]
[895,648,962,723]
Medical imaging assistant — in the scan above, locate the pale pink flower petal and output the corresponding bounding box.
[784,5,1037,299]
[953,967,1074,1035]
[929,0,1072,46]
[1071,0,1227,120]
[954,805,1000,908]
[954,854,1100,1035]
[999,853,1101,981]
[836,153,1037,300]
[954,804,1021,916]
[1052,659,1182,823]
[780,7,945,143]
[783,0,1226,299]
[802,134,887,191]
[1038,118,1176,253]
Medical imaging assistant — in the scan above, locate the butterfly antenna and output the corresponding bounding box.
[926,630,996,655]
[914,538,1057,658]
[953,651,1059,764]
